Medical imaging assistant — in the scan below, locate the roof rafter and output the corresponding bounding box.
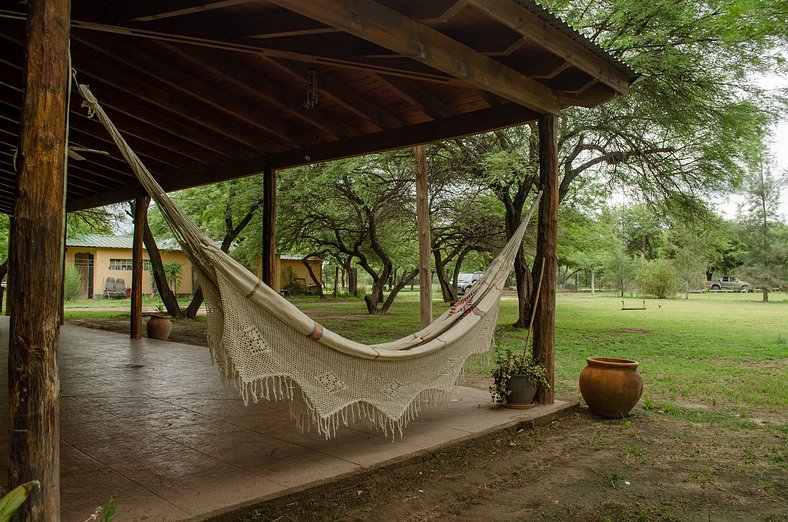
[267,0,562,114]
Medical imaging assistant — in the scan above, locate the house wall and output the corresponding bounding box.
[254,256,323,293]
[66,247,195,298]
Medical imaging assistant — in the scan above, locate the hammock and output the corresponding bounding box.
[77,83,538,437]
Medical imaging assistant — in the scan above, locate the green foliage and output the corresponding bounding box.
[0,480,39,521]
[736,159,788,300]
[63,264,84,301]
[665,224,711,298]
[601,244,640,295]
[636,259,681,299]
[163,262,182,293]
[66,206,124,237]
[489,349,548,406]
[85,497,118,522]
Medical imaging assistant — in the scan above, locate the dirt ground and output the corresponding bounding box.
[68,317,786,521]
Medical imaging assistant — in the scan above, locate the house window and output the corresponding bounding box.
[143,260,152,271]
[109,259,133,271]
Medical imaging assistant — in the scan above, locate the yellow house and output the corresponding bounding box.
[66,234,195,298]
[255,254,324,294]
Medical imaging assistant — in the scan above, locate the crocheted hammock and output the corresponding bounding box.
[77,83,537,438]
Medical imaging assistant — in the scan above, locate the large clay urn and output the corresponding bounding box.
[146,313,172,341]
[579,357,643,417]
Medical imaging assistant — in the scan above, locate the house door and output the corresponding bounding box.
[74,253,94,299]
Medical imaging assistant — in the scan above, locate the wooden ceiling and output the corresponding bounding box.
[0,0,637,214]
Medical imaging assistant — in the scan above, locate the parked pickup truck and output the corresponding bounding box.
[706,276,753,292]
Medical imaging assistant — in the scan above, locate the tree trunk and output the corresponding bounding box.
[333,266,339,297]
[142,212,181,318]
[9,0,70,516]
[302,256,324,298]
[347,266,357,296]
[534,113,557,405]
[591,269,595,294]
[381,268,419,313]
[434,250,458,303]
[762,288,768,302]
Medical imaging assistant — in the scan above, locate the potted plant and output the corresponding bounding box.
[146,304,172,341]
[490,349,549,409]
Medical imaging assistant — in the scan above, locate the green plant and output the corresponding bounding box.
[0,480,39,521]
[85,497,118,522]
[63,264,84,301]
[162,262,182,294]
[636,259,680,298]
[489,349,548,405]
[154,304,165,313]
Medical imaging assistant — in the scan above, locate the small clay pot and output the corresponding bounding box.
[579,357,643,417]
[146,313,172,341]
[505,375,537,409]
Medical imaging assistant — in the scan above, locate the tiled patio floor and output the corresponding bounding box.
[0,317,574,521]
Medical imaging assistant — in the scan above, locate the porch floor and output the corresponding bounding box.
[0,317,574,521]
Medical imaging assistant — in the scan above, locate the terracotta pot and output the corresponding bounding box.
[146,313,172,341]
[505,375,537,409]
[579,357,643,417]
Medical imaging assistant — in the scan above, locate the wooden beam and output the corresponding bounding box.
[533,113,557,405]
[264,58,406,130]
[161,43,359,140]
[64,103,538,212]
[262,161,276,288]
[130,189,148,339]
[466,0,632,94]
[8,0,69,517]
[371,74,452,120]
[267,0,562,114]
[129,0,254,22]
[414,145,432,327]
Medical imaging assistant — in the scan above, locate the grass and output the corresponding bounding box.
[293,291,787,419]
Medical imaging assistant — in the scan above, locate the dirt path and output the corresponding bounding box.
[243,408,785,521]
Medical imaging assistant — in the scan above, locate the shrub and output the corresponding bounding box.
[63,264,83,301]
[636,259,680,299]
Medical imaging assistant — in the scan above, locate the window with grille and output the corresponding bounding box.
[109,259,133,271]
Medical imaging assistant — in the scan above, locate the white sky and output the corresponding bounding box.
[716,72,788,222]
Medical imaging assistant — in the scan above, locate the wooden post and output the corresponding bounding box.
[414,145,432,327]
[262,161,276,287]
[131,190,148,339]
[9,0,70,517]
[534,113,557,405]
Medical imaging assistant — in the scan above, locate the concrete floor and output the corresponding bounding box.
[0,318,573,521]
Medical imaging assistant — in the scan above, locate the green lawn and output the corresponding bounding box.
[294,292,787,418]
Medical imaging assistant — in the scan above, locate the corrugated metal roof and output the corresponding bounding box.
[66,234,182,251]
[515,0,639,81]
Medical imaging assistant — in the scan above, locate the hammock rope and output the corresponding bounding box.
[77,82,539,437]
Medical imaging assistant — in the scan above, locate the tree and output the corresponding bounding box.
[148,176,265,317]
[666,225,711,299]
[602,242,640,297]
[737,158,788,302]
[637,258,680,299]
[277,154,419,313]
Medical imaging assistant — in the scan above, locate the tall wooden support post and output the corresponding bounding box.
[414,146,432,327]
[130,190,148,339]
[9,0,70,517]
[262,161,276,287]
[534,113,558,405]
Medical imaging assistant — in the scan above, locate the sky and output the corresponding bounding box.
[716,72,788,222]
